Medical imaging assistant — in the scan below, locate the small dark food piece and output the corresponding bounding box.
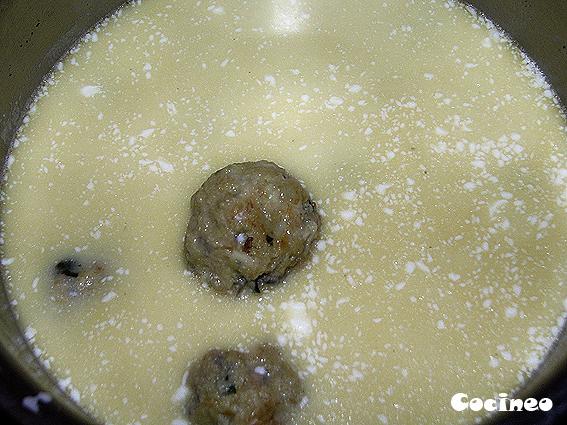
[186,344,303,425]
[51,258,107,300]
[185,160,320,294]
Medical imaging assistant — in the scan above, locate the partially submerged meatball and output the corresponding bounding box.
[186,344,303,425]
[184,160,320,295]
[51,258,108,301]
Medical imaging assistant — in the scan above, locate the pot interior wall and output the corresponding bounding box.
[0,2,126,423]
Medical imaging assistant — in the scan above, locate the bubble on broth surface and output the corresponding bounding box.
[50,258,109,302]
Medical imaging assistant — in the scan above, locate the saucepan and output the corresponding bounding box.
[0,0,566,424]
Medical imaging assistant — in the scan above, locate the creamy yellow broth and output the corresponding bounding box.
[2,0,567,424]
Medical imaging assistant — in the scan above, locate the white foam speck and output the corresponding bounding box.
[415,261,430,273]
[383,207,394,216]
[405,262,416,274]
[139,128,155,138]
[166,101,177,115]
[448,273,460,282]
[378,414,389,425]
[489,199,508,217]
[505,307,517,318]
[326,96,344,109]
[463,182,477,191]
[254,366,267,375]
[157,160,174,172]
[435,127,449,136]
[1,258,15,266]
[171,386,188,403]
[22,392,52,414]
[69,388,81,402]
[350,369,364,381]
[348,84,362,93]
[264,75,276,87]
[283,302,312,338]
[375,183,392,195]
[80,85,101,97]
[101,291,117,303]
[489,356,500,368]
[316,241,327,252]
[24,326,37,341]
[342,191,357,201]
[208,5,225,15]
[225,130,236,138]
[58,377,71,390]
[437,320,446,330]
[277,334,287,346]
[340,209,356,221]
[364,127,373,136]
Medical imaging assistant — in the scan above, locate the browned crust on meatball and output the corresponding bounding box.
[184,160,320,295]
[186,344,304,425]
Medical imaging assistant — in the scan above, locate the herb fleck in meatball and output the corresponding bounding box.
[51,258,107,301]
[186,344,303,425]
[184,160,320,295]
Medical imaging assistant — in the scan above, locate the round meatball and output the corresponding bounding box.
[51,258,107,301]
[184,160,320,295]
[186,344,303,425]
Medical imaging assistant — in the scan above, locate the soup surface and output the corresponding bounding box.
[2,0,567,424]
